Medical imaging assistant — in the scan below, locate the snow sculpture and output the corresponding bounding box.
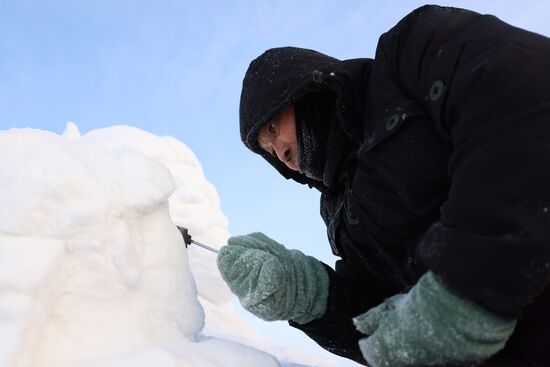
[0,126,278,367]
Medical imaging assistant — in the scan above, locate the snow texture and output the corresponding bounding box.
[0,124,339,367]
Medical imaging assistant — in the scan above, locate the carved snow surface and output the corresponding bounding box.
[0,124,335,367]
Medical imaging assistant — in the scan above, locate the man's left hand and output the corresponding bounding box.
[353,271,517,367]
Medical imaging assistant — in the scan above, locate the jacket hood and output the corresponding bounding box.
[239,46,371,190]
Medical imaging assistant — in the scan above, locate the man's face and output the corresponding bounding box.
[257,105,299,171]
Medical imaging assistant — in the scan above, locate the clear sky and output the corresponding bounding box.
[1,1,549,366]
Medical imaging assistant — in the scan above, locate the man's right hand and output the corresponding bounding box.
[217,232,329,325]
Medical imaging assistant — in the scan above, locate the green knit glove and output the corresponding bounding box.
[353,271,517,367]
[217,232,329,324]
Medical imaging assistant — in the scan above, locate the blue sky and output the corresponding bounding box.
[2,1,550,365]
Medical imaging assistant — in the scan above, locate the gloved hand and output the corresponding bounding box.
[353,271,517,367]
[217,232,329,325]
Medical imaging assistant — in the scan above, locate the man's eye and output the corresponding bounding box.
[268,120,277,134]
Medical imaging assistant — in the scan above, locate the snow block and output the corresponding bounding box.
[0,126,279,367]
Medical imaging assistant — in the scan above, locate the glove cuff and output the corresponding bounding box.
[419,272,517,344]
[289,253,329,325]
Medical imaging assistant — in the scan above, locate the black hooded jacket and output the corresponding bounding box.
[240,5,550,366]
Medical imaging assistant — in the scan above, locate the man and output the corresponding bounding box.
[217,5,550,367]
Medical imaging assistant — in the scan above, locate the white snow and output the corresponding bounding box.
[0,124,341,367]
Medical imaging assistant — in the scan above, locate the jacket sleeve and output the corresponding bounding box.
[289,262,391,366]
[376,5,550,317]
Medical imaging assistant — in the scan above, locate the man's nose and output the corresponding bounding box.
[274,142,291,164]
[274,142,298,171]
